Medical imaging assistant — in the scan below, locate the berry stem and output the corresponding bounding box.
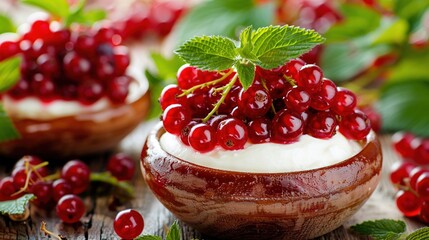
[260,79,277,114]
[90,172,135,198]
[202,74,238,122]
[283,74,297,86]
[40,221,64,240]
[178,69,234,97]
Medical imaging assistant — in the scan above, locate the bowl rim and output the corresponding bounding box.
[144,121,380,176]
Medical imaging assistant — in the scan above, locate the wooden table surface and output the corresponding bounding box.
[0,120,426,240]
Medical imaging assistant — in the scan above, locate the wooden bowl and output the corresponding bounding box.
[0,79,150,160]
[141,123,382,240]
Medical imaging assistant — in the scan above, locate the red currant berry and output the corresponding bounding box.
[415,139,429,165]
[421,201,429,224]
[272,109,304,143]
[30,181,53,207]
[7,79,31,100]
[14,155,49,178]
[188,123,217,153]
[417,172,429,201]
[74,35,97,57]
[297,64,323,93]
[56,194,85,224]
[360,106,382,133]
[31,74,56,101]
[264,77,289,99]
[114,209,144,239]
[395,190,422,217]
[52,179,73,202]
[63,52,91,80]
[339,110,371,140]
[113,46,130,75]
[247,117,271,143]
[392,132,417,159]
[332,88,357,115]
[159,84,185,110]
[0,40,20,61]
[12,166,37,190]
[77,79,104,105]
[61,160,90,194]
[389,161,417,186]
[238,85,272,119]
[180,120,199,146]
[284,86,311,113]
[410,167,429,191]
[217,118,248,150]
[107,153,135,181]
[207,115,228,129]
[310,78,337,111]
[107,76,131,104]
[307,111,338,139]
[284,58,306,81]
[177,64,199,89]
[0,177,18,201]
[162,104,192,135]
[186,92,211,118]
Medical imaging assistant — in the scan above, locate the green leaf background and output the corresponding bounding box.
[0,14,16,34]
[0,194,34,215]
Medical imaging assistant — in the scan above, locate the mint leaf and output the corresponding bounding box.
[166,221,181,240]
[234,61,255,90]
[406,227,429,240]
[135,236,162,240]
[175,36,238,71]
[0,14,16,34]
[0,194,34,215]
[0,104,20,142]
[251,25,325,69]
[0,57,21,92]
[21,0,70,18]
[351,219,406,240]
[239,26,257,61]
[65,0,106,27]
[90,172,134,198]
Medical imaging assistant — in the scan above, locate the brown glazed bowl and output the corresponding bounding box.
[0,79,150,160]
[141,123,383,240]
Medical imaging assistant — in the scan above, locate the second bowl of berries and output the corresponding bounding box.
[0,16,150,159]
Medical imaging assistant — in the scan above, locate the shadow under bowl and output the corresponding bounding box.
[141,122,382,240]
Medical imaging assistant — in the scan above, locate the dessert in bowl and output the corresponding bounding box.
[0,16,150,159]
[141,26,382,239]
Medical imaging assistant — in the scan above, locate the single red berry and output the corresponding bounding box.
[113,46,130,75]
[159,84,185,110]
[0,40,20,61]
[271,109,304,143]
[52,179,73,202]
[420,201,429,224]
[180,120,199,146]
[410,167,429,191]
[7,79,31,100]
[74,35,97,57]
[392,132,417,159]
[297,64,323,93]
[14,155,48,177]
[37,53,60,77]
[0,177,18,201]
[284,86,311,113]
[247,117,271,143]
[12,166,38,190]
[30,181,53,207]
[61,160,90,195]
[207,115,228,129]
[188,123,217,153]
[415,139,429,165]
[31,74,56,101]
[339,110,371,140]
[63,52,91,80]
[56,194,85,224]
[230,106,246,121]
[307,111,338,139]
[107,76,131,104]
[77,79,104,105]
[264,77,289,99]
[332,88,357,115]
[177,64,199,89]
[395,190,422,217]
[162,104,192,135]
[284,58,306,81]
[114,209,144,239]
[186,92,211,118]
[217,118,248,150]
[238,85,272,119]
[310,78,337,111]
[417,172,429,201]
[107,153,136,181]
[390,161,417,186]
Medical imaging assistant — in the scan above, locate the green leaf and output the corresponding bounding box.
[388,48,429,82]
[325,4,381,42]
[65,0,106,26]
[371,17,409,45]
[0,194,34,215]
[173,0,274,46]
[0,57,21,92]
[406,227,429,240]
[90,172,135,198]
[151,53,185,81]
[166,221,181,240]
[351,219,406,240]
[377,81,429,137]
[135,236,163,240]
[393,0,429,31]
[238,26,257,61]
[251,25,325,69]
[0,104,20,142]
[21,0,70,18]
[175,35,238,71]
[234,61,255,90]
[0,14,16,34]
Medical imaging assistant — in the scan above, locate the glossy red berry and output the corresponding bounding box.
[247,117,271,143]
[113,46,130,75]
[392,132,417,159]
[395,190,422,217]
[12,166,37,190]
[410,167,429,191]
[29,181,53,207]
[417,172,429,201]
[217,118,248,150]
[284,58,306,81]
[56,194,85,224]
[107,76,130,104]
[77,79,104,105]
[272,109,304,143]
[159,84,185,110]
[52,179,73,202]
[74,35,97,57]
[332,88,357,115]
[63,52,91,80]
[310,78,337,111]
[297,64,323,93]
[114,209,144,239]
[415,139,429,165]
[390,161,417,186]
[0,177,18,201]
[186,92,211,118]
[180,120,199,146]
[188,123,217,153]
[107,153,136,181]
[307,111,338,139]
[238,85,272,119]
[339,110,371,140]
[0,40,20,61]
[284,86,311,113]
[61,160,90,194]
[177,64,199,89]
[31,74,56,101]
[162,104,192,135]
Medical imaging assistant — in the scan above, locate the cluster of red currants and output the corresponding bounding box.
[160,59,372,153]
[0,153,135,223]
[1,15,132,104]
[390,132,429,222]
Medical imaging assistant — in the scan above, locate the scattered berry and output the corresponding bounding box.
[56,194,85,224]
[114,209,144,239]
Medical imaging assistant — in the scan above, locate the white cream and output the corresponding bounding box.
[160,132,363,173]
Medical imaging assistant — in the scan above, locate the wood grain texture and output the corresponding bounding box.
[0,121,426,240]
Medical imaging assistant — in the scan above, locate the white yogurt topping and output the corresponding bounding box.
[160,132,363,173]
